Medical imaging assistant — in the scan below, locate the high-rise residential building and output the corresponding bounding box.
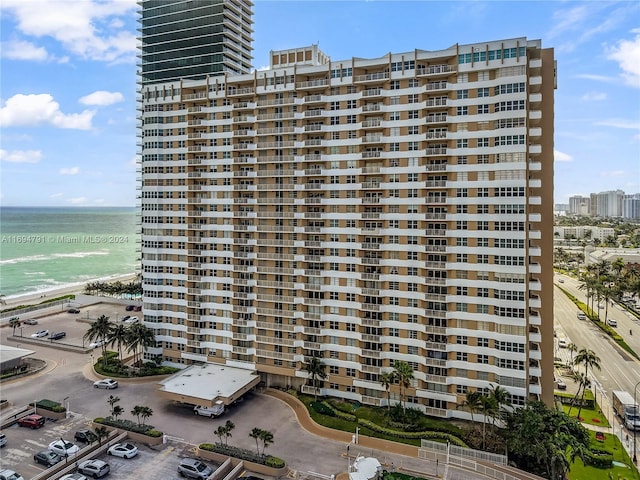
[568,195,590,216]
[138,36,556,417]
[592,190,624,218]
[622,194,640,220]
[138,0,253,86]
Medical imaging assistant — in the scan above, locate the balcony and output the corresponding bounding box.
[296,79,329,90]
[417,64,456,77]
[355,72,390,83]
[362,88,383,98]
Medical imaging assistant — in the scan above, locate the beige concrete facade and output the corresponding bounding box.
[139,37,556,417]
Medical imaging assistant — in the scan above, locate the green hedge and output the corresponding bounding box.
[356,418,468,447]
[584,449,614,469]
[199,443,285,468]
[94,417,162,437]
[33,399,66,413]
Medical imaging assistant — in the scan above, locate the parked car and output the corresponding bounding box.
[177,458,213,480]
[558,279,564,283]
[34,450,62,467]
[78,459,110,478]
[576,311,586,320]
[67,308,80,314]
[557,338,568,348]
[607,318,618,327]
[93,378,118,389]
[74,429,97,444]
[23,319,38,325]
[50,331,66,340]
[60,474,87,480]
[89,339,106,349]
[17,414,45,429]
[48,439,79,458]
[30,329,49,338]
[123,316,138,324]
[121,315,131,322]
[125,305,135,311]
[556,379,567,390]
[107,442,138,458]
[0,470,24,480]
[0,433,6,448]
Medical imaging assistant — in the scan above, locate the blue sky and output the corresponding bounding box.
[1,0,638,207]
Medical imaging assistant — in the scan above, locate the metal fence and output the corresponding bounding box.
[1,299,71,321]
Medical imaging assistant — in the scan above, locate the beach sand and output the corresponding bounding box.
[1,273,139,310]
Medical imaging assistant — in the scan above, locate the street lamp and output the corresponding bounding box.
[634,380,640,464]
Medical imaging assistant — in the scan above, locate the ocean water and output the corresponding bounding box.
[0,207,138,299]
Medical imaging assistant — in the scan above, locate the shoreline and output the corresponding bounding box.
[1,272,139,310]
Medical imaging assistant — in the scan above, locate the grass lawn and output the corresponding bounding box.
[568,431,639,480]
[562,404,610,427]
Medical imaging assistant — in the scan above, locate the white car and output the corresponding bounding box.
[107,442,138,458]
[48,439,79,458]
[0,470,24,480]
[123,316,138,324]
[93,378,118,389]
[89,339,106,348]
[557,339,568,348]
[60,474,87,480]
[30,329,49,338]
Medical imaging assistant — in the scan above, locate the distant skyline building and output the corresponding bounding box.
[622,193,640,220]
[138,30,556,416]
[138,0,253,86]
[568,190,639,218]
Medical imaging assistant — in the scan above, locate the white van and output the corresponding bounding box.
[194,401,224,418]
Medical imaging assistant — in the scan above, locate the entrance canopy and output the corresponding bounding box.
[157,363,260,407]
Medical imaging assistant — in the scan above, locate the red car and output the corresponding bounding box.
[17,414,45,429]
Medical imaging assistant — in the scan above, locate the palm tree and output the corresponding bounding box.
[573,348,601,418]
[303,356,327,399]
[109,323,130,363]
[84,315,113,367]
[139,406,153,426]
[567,343,578,367]
[223,420,235,445]
[107,394,120,416]
[112,405,124,420]
[127,323,155,366]
[379,370,395,410]
[214,425,226,445]
[458,391,482,426]
[249,427,262,455]
[568,370,590,417]
[131,405,144,425]
[489,384,512,422]
[258,429,274,456]
[392,360,414,410]
[574,348,601,381]
[9,317,21,336]
[478,394,498,449]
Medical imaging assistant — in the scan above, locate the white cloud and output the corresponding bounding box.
[1,39,48,61]
[600,170,625,177]
[580,92,607,101]
[554,150,573,162]
[79,91,124,106]
[1,94,95,129]
[67,197,88,205]
[573,73,618,84]
[607,30,640,88]
[0,149,42,163]
[1,0,137,63]
[50,193,64,198]
[59,167,80,175]
[595,119,640,130]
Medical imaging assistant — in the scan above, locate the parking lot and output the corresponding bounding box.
[0,411,226,480]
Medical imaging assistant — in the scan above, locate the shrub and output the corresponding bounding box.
[310,401,334,416]
[584,449,613,469]
[356,418,468,447]
[33,399,66,413]
[321,401,357,421]
[199,443,285,468]
[94,417,162,437]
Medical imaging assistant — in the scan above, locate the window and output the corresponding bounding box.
[389,111,400,121]
[456,352,468,361]
[477,87,490,97]
[478,104,490,114]
[408,93,419,103]
[408,110,419,120]
[478,137,489,147]
[390,80,400,90]
[457,89,468,99]
[457,106,468,116]
[457,139,468,148]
